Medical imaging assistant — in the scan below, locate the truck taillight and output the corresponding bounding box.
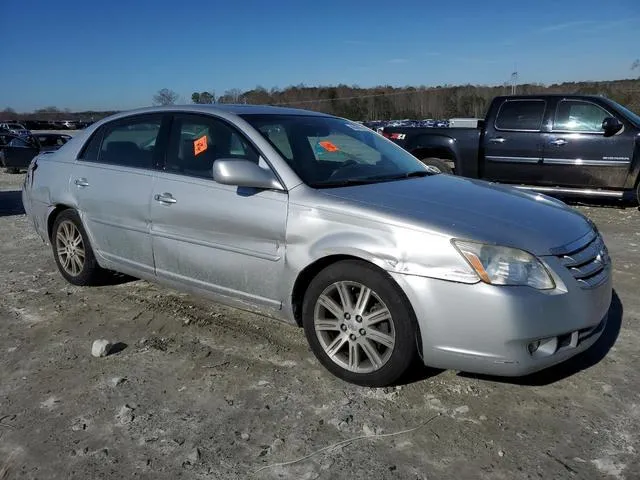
[383,132,406,140]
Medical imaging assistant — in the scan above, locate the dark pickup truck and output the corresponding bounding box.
[382,95,640,202]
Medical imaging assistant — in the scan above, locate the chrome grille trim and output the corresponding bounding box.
[554,232,610,289]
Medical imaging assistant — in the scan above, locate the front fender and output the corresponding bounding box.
[307,231,400,272]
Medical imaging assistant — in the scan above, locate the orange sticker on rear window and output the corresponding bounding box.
[319,141,339,152]
[194,135,208,156]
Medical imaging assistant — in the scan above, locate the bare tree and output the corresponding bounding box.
[633,59,640,77]
[153,88,179,106]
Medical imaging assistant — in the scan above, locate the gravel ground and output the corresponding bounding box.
[0,171,638,480]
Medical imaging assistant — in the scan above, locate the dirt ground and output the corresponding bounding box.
[0,171,638,480]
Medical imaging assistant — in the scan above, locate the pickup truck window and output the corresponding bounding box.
[554,100,611,132]
[495,100,546,131]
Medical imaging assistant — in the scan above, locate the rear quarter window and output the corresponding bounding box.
[495,100,546,131]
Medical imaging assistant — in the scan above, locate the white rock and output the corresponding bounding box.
[186,447,201,463]
[92,339,112,358]
[363,424,375,436]
[241,433,250,441]
[498,450,505,457]
[110,377,126,387]
[454,405,470,414]
[116,405,135,425]
[257,380,270,387]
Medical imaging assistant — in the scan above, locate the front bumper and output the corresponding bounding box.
[391,262,612,377]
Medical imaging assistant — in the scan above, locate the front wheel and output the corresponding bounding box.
[419,157,453,175]
[302,260,418,387]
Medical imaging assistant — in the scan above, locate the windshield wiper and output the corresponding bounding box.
[310,170,433,188]
[365,170,433,182]
[309,178,383,188]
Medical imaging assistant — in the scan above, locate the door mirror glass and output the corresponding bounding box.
[212,158,283,190]
[601,117,623,136]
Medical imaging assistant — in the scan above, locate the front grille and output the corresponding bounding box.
[555,233,610,289]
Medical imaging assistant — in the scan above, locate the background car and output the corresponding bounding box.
[0,132,71,173]
[0,122,31,137]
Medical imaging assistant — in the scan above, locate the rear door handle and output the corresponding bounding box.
[154,193,177,204]
[550,138,568,146]
[74,178,89,187]
[488,137,506,143]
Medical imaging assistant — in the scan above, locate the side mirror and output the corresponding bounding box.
[602,117,623,136]
[212,158,283,190]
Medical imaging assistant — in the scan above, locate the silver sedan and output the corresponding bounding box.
[21,105,612,386]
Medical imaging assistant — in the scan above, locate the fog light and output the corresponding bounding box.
[528,341,541,354]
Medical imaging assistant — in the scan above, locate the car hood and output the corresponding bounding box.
[320,175,592,255]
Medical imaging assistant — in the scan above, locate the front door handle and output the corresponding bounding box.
[74,178,89,187]
[154,193,177,204]
[488,137,506,144]
[550,138,568,146]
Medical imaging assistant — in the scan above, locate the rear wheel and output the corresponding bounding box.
[419,157,453,175]
[302,260,418,387]
[51,210,105,286]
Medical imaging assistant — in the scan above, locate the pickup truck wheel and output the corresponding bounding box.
[419,157,453,175]
[302,260,418,387]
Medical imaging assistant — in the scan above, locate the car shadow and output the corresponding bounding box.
[397,361,444,386]
[563,196,637,209]
[457,290,623,387]
[0,190,25,217]
[96,271,138,287]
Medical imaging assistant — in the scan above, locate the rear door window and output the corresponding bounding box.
[495,100,546,131]
[99,117,162,169]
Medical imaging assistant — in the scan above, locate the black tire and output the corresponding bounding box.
[420,157,453,175]
[51,209,105,286]
[302,260,418,387]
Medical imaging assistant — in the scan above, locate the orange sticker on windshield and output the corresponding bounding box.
[319,141,339,152]
[194,135,208,156]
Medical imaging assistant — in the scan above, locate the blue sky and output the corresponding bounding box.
[1,0,638,111]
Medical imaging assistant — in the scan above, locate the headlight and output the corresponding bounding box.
[452,240,555,290]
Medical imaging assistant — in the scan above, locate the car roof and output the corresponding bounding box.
[106,103,332,119]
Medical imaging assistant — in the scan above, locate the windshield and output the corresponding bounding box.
[603,99,640,127]
[240,114,428,187]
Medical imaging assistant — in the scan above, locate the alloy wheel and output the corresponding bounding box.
[313,281,396,373]
[55,220,85,277]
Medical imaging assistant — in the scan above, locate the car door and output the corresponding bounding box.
[72,114,167,276]
[150,113,288,309]
[481,98,547,184]
[540,98,634,188]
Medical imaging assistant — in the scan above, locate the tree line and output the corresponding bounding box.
[157,78,640,120]
[3,77,640,123]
